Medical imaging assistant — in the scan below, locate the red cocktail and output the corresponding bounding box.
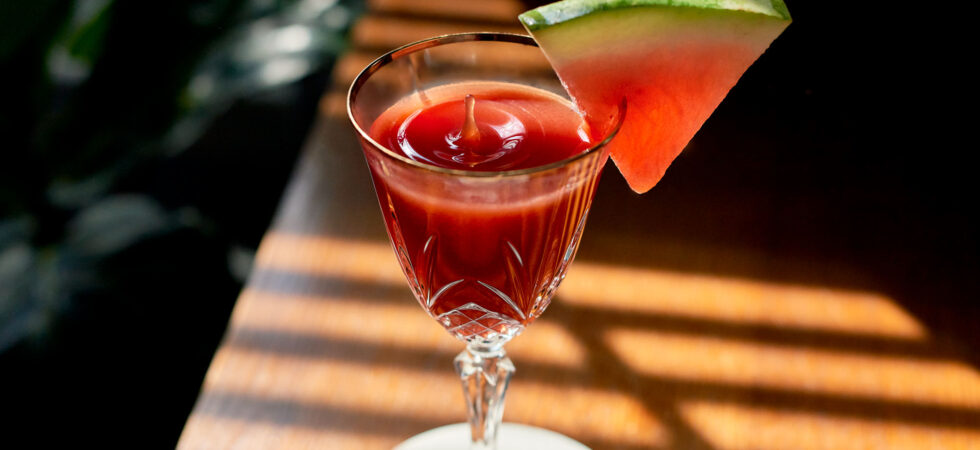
[368,81,601,343]
[348,33,623,449]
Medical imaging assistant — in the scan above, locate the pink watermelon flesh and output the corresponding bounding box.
[522,2,791,193]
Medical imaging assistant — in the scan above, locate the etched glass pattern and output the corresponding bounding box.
[367,148,604,348]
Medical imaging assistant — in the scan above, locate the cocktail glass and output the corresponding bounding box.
[347,33,623,449]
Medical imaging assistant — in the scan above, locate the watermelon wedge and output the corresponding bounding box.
[520,0,791,193]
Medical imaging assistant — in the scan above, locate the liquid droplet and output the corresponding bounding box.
[460,94,480,151]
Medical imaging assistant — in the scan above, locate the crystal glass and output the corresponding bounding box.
[347,33,623,449]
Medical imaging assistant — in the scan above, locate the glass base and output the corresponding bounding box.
[394,423,590,450]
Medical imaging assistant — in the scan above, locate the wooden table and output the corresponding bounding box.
[178,1,980,448]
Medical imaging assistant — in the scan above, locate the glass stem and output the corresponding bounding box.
[454,343,515,450]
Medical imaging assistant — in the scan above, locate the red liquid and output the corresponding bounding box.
[366,81,604,344]
[371,83,593,171]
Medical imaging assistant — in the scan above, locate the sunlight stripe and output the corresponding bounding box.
[606,328,980,409]
[680,400,980,450]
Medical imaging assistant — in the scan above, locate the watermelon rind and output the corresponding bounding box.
[521,0,791,30]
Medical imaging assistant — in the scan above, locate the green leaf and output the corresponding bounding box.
[64,0,114,65]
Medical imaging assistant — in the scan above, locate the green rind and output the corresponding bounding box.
[520,0,791,30]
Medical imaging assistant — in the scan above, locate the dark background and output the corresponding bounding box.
[1,0,975,447]
[1,0,360,445]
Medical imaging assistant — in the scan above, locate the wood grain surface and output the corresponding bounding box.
[178,1,980,448]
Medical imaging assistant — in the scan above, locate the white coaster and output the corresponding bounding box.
[394,423,590,450]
